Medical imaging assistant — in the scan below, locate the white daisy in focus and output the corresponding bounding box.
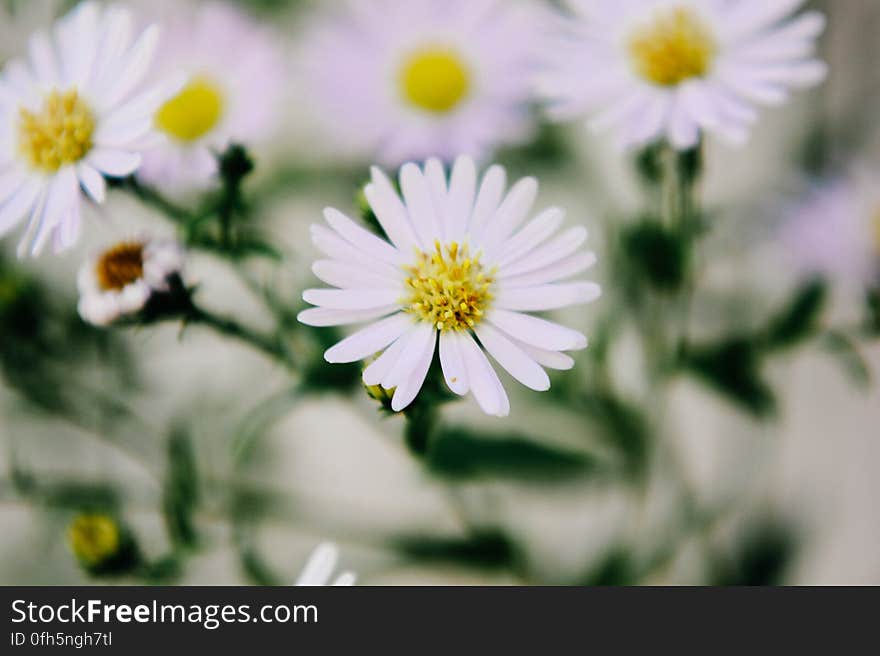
[298,157,600,417]
[77,236,184,327]
[300,0,540,166]
[779,175,880,288]
[536,0,828,150]
[138,2,284,191]
[0,2,178,257]
[295,542,357,587]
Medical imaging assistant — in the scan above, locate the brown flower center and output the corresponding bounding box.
[95,242,145,291]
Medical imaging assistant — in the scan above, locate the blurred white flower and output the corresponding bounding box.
[779,175,880,287]
[300,0,540,166]
[295,542,356,586]
[138,2,284,191]
[77,236,184,327]
[0,2,178,257]
[537,0,827,150]
[298,157,600,417]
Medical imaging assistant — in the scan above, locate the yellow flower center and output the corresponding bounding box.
[628,6,717,87]
[68,514,120,567]
[405,241,494,332]
[399,47,471,114]
[18,89,95,173]
[155,76,224,142]
[96,242,145,291]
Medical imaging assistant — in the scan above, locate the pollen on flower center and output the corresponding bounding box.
[628,6,717,87]
[18,89,95,173]
[96,242,145,291]
[399,47,471,114]
[156,76,224,142]
[405,241,494,331]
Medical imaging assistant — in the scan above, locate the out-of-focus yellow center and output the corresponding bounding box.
[399,47,470,114]
[628,6,717,87]
[155,77,224,142]
[68,514,120,566]
[18,89,95,173]
[872,209,880,257]
[96,241,145,291]
[405,241,493,332]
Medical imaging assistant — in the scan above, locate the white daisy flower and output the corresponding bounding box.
[0,2,178,256]
[138,2,284,191]
[779,175,880,287]
[77,236,184,327]
[536,0,828,150]
[301,0,539,166]
[298,157,601,417]
[295,542,357,586]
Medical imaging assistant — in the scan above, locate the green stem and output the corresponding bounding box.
[186,304,295,369]
[124,177,198,225]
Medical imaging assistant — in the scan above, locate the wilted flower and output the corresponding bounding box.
[537,0,827,150]
[295,542,356,586]
[779,175,880,287]
[138,2,284,191]
[77,236,185,326]
[0,2,178,256]
[300,0,539,166]
[299,157,600,417]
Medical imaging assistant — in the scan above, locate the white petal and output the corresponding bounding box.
[323,208,401,267]
[87,149,142,177]
[467,165,506,241]
[496,207,565,268]
[444,156,477,242]
[488,309,588,351]
[382,323,433,390]
[311,260,398,289]
[496,282,601,311]
[362,334,410,386]
[390,328,436,412]
[296,543,338,586]
[400,163,440,246]
[99,24,159,109]
[515,341,575,371]
[439,331,469,396]
[30,168,78,256]
[297,306,399,327]
[482,176,538,248]
[324,314,412,363]
[311,225,401,278]
[0,178,41,238]
[77,163,106,203]
[500,227,588,278]
[302,288,401,311]
[459,333,509,417]
[366,166,419,251]
[502,252,597,288]
[475,323,550,392]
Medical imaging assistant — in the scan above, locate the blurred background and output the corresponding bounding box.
[1,0,878,585]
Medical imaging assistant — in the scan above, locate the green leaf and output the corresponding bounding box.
[426,427,596,482]
[162,426,200,550]
[820,331,872,388]
[709,518,799,586]
[763,279,828,350]
[681,337,776,419]
[579,547,638,586]
[866,287,880,336]
[575,392,651,478]
[392,530,517,570]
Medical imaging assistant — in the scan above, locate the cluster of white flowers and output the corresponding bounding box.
[0,0,828,411]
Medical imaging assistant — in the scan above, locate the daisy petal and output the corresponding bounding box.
[496,282,601,311]
[488,309,587,351]
[324,313,412,363]
[439,330,469,395]
[475,323,550,392]
[459,332,509,417]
